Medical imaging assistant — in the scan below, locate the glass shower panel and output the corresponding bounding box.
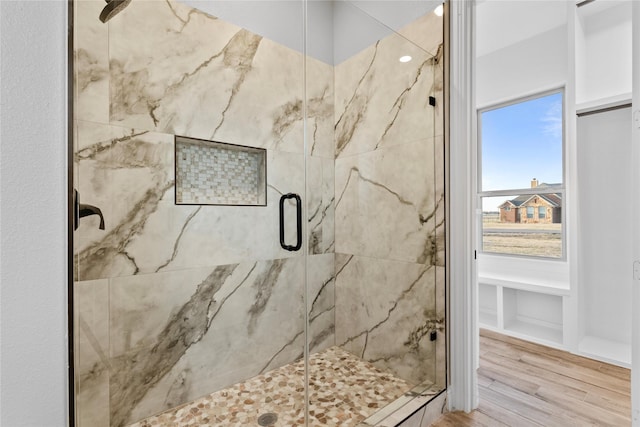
[72,1,308,426]
[305,1,446,425]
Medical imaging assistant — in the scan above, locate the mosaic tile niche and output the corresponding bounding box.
[175,136,267,205]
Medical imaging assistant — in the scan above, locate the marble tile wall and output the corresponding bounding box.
[73,0,334,426]
[333,10,445,388]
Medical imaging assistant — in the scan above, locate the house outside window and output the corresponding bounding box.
[478,90,565,259]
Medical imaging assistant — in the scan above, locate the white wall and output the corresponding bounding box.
[0,2,68,426]
[475,0,567,58]
[476,25,567,108]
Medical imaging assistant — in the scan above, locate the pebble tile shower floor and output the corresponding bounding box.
[129,346,414,427]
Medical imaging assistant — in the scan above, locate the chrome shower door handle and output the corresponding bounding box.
[279,193,302,252]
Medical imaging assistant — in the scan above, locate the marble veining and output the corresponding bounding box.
[154,207,201,273]
[105,0,320,155]
[373,47,442,153]
[307,254,336,353]
[307,157,335,255]
[109,264,238,427]
[104,256,318,426]
[247,259,286,334]
[334,41,379,158]
[305,55,335,159]
[335,255,443,385]
[334,139,436,264]
[74,123,175,281]
[334,31,440,159]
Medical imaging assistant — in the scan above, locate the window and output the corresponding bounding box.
[538,206,546,219]
[478,90,564,259]
[526,206,534,219]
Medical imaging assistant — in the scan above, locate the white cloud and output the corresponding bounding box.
[541,98,562,140]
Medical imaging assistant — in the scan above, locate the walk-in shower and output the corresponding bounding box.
[71,0,447,425]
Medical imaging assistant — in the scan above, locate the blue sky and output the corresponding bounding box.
[481,92,563,211]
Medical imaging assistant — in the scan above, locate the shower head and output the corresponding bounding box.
[99,0,132,23]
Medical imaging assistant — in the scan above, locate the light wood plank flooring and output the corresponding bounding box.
[432,329,631,426]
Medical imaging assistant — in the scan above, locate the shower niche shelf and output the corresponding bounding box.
[175,136,266,206]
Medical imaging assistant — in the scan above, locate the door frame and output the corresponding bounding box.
[447,0,478,413]
[632,2,639,424]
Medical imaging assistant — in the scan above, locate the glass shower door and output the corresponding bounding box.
[72,1,309,426]
[304,1,446,425]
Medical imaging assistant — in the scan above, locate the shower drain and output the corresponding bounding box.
[257,412,278,426]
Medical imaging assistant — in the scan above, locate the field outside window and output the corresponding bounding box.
[479,91,564,259]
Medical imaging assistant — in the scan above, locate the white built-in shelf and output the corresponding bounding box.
[478,282,564,347]
[503,287,563,345]
[574,0,632,105]
[504,319,563,346]
[579,336,631,368]
[478,276,570,296]
[479,309,498,329]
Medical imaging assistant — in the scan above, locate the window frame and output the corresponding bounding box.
[526,206,535,219]
[538,206,546,219]
[477,88,566,261]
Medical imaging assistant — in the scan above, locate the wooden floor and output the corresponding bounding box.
[432,329,631,427]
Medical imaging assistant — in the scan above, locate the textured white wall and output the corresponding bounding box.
[0,1,69,426]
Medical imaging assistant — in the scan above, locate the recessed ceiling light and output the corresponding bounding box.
[399,55,412,63]
[434,4,444,16]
